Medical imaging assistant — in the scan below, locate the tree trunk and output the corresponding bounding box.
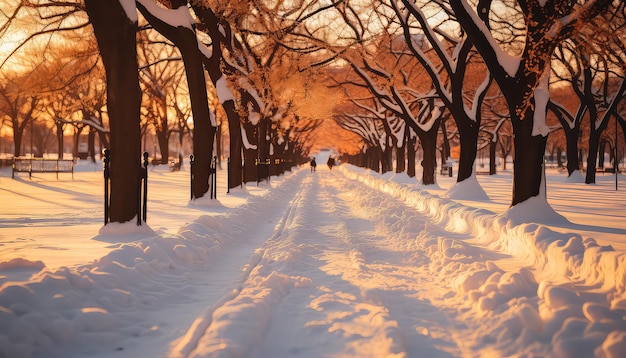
[136,2,216,199]
[585,134,600,184]
[258,116,270,162]
[56,122,64,159]
[420,129,437,185]
[180,34,214,199]
[396,141,405,173]
[225,101,243,188]
[457,121,479,180]
[88,129,96,162]
[598,141,607,169]
[382,142,393,173]
[566,131,580,175]
[242,118,258,183]
[85,0,142,223]
[489,139,497,175]
[407,135,416,178]
[13,127,23,157]
[511,111,547,206]
[156,127,168,164]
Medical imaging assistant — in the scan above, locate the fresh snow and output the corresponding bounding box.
[1,156,626,358]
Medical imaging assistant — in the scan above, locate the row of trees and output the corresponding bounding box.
[2,0,349,223]
[1,0,624,223]
[326,0,625,204]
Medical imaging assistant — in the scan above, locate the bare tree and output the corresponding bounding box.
[449,0,615,206]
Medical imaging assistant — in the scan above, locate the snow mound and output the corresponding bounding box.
[564,170,585,183]
[500,194,570,226]
[446,174,490,201]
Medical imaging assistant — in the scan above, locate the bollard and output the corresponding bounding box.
[103,148,111,225]
[142,152,148,223]
[189,154,195,200]
[210,156,217,199]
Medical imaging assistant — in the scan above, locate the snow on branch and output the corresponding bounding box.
[119,0,138,23]
[452,0,520,77]
[135,0,194,30]
[215,75,235,104]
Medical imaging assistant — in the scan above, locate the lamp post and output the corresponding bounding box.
[613,116,619,191]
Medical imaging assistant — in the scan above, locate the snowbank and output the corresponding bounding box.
[339,164,626,357]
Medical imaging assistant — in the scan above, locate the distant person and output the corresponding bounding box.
[310,158,317,172]
[327,156,335,170]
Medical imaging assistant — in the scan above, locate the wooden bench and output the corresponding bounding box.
[12,158,74,179]
[596,167,618,174]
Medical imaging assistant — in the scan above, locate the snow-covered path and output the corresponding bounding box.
[2,163,626,358]
[171,168,463,357]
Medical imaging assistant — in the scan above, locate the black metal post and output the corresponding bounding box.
[137,169,141,226]
[103,148,110,225]
[189,154,195,200]
[142,152,148,223]
[210,156,217,199]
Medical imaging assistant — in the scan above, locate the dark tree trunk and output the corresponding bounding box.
[56,122,64,159]
[441,120,450,163]
[586,134,600,184]
[72,126,84,158]
[178,33,213,198]
[396,140,406,173]
[85,0,142,223]
[88,129,96,163]
[225,101,243,188]
[382,142,393,173]
[489,139,497,175]
[13,126,24,157]
[566,131,580,174]
[511,109,547,206]
[407,135,416,178]
[457,121,479,180]
[420,129,438,185]
[242,118,258,183]
[156,127,168,164]
[598,141,607,169]
[258,116,270,162]
[137,1,216,199]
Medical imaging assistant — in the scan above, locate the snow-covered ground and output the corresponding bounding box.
[1,157,625,357]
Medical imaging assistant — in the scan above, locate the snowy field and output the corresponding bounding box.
[1,156,626,358]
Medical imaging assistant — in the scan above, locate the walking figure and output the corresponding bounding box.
[310,158,317,172]
[327,156,335,170]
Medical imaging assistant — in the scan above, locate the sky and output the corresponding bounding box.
[1,154,626,358]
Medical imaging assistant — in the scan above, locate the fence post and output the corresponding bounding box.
[103,148,110,225]
[142,152,148,223]
[189,154,195,200]
[210,156,217,199]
